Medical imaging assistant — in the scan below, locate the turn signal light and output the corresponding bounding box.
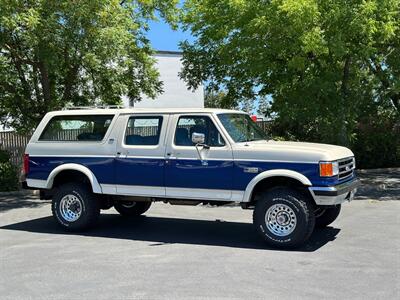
[319,161,339,177]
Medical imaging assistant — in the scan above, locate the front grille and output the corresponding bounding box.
[338,157,355,180]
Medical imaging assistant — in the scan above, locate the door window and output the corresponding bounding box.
[125,116,163,145]
[174,116,225,147]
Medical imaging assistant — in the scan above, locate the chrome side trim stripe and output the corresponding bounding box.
[29,155,319,164]
[99,184,245,202]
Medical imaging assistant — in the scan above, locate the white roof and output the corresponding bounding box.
[48,107,247,116]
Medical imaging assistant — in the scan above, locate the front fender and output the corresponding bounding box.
[242,169,312,202]
[46,163,102,193]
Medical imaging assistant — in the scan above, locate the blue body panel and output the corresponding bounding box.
[233,161,352,189]
[28,156,115,184]
[165,159,233,190]
[27,156,354,190]
[115,158,165,187]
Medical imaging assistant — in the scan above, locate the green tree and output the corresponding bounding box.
[0,0,178,132]
[205,90,229,108]
[204,89,254,110]
[180,0,400,146]
[205,88,271,114]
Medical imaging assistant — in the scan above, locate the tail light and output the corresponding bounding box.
[23,154,29,175]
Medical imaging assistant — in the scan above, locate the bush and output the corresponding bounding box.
[352,119,400,169]
[266,115,400,169]
[0,150,19,192]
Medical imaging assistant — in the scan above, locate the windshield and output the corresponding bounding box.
[217,113,269,143]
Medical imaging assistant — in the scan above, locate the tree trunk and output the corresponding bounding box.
[338,56,351,146]
[38,61,51,106]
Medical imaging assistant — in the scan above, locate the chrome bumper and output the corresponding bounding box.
[309,178,361,206]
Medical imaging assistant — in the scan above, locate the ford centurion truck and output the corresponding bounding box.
[22,108,360,248]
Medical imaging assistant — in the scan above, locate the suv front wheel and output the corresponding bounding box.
[253,187,315,248]
[52,183,100,231]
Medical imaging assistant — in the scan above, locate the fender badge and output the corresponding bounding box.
[244,167,259,173]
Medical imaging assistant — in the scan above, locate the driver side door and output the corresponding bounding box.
[164,114,235,201]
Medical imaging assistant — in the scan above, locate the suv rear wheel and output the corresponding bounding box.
[52,183,100,231]
[114,201,152,216]
[253,187,315,248]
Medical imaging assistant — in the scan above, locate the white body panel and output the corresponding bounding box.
[232,140,354,164]
[242,169,313,203]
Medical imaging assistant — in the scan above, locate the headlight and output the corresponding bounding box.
[319,161,339,177]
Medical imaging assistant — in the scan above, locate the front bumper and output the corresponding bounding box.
[309,178,361,206]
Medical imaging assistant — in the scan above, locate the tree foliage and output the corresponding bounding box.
[0,0,178,132]
[180,0,400,147]
[204,89,270,115]
[0,149,18,191]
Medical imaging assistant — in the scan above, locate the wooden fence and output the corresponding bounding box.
[0,131,32,167]
[0,120,272,167]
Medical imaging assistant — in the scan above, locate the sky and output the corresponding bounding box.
[145,19,264,116]
[146,19,193,52]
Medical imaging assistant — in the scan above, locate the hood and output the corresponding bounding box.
[233,140,354,163]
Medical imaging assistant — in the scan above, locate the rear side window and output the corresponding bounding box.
[125,116,163,146]
[39,115,114,141]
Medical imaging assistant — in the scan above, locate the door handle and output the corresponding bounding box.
[116,151,127,158]
[166,152,178,159]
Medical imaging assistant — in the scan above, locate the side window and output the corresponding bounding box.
[39,115,114,141]
[174,116,225,147]
[125,116,163,146]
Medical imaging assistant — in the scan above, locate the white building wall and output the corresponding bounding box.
[123,51,204,108]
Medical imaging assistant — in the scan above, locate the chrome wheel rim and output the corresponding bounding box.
[60,194,82,222]
[265,203,297,237]
[121,201,136,208]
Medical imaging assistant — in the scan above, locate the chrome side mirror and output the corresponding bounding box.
[192,132,205,145]
[192,132,209,165]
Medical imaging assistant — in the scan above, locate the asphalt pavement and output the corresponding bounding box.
[0,170,399,299]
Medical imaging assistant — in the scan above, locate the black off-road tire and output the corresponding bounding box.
[52,182,100,231]
[114,201,152,216]
[253,187,315,248]
[315,205,341,228]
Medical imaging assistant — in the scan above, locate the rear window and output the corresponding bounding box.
[39,115,114,141]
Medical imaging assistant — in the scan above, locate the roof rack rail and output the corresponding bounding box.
[62,105,124,110]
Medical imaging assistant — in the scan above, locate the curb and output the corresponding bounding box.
[0,190,39,196]
[357,167,400,173]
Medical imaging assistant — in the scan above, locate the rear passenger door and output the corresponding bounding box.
[164,114,234,200]
[115,114,168,197]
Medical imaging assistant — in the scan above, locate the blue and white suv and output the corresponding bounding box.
[23,108,360,248]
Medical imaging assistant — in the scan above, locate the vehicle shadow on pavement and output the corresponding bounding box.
[0,214,340,252]
[0,194,50,212]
